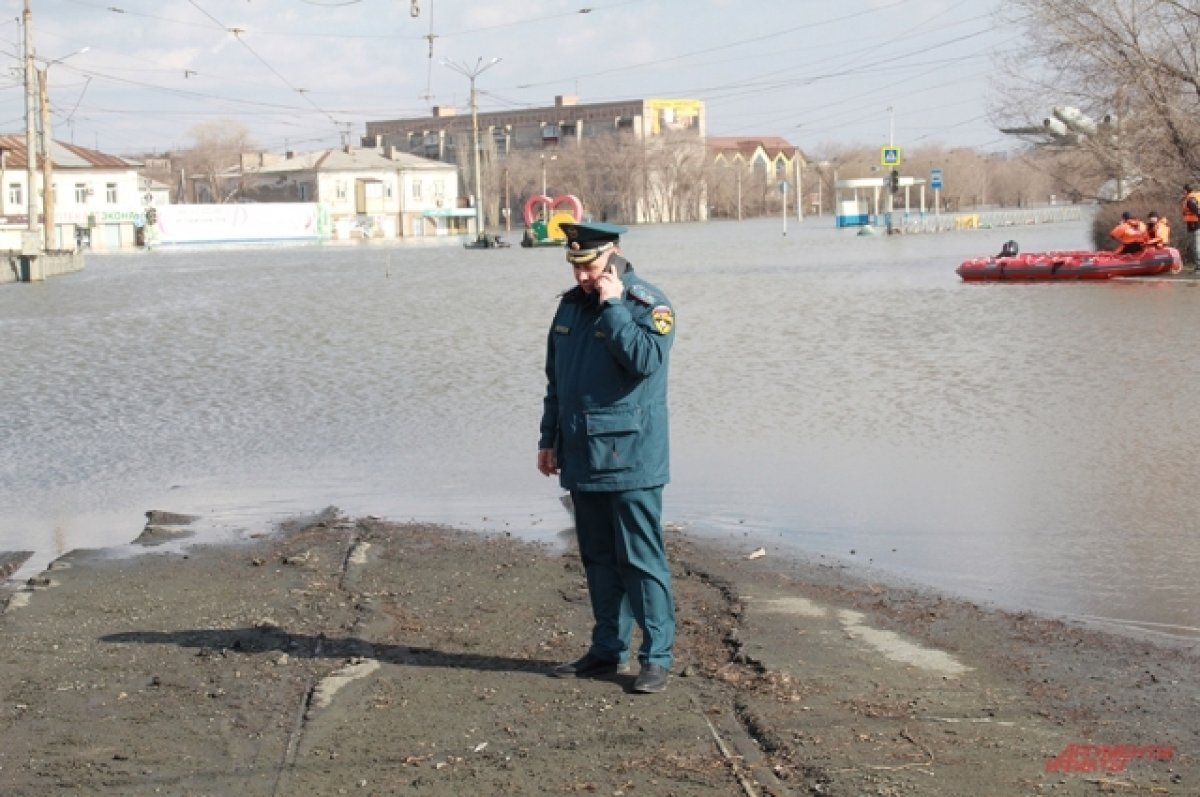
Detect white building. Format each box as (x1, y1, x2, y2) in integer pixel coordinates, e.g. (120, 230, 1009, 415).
(0, 135, 147, 251)
(204, 146, 468, 239)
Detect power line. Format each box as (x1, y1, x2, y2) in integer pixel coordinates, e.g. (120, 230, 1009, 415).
(31, 0, 1007, 154)
(185, 0, 344, 137)
(506, 0, 918, 92)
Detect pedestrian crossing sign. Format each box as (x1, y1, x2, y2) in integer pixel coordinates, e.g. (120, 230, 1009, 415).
(881, 146, 902, 167)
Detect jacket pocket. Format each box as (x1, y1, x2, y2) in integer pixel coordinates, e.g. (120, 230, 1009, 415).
(585, 409, 642, 474)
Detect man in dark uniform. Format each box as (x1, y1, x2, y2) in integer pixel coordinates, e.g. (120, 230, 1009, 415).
(537, 221, 676, 694)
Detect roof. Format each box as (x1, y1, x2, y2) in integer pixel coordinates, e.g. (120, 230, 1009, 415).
(139, 175, 173, 191)
(239, 147, 452, 176)
(707, 136, 799, 160)
(366, 97, 655, 132)
(0, 134, 135, 169)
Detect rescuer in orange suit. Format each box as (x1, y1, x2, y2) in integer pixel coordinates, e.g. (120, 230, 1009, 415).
(1146, 210, 1171, 248)
(1110, 210, 1149, 254)
(1181, 184, 1200, 267)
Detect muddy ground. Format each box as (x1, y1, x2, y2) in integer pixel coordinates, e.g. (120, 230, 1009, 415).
(0, 510, 1195, 796)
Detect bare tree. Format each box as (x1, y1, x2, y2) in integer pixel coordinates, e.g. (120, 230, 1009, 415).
(640, 132, 707, 223)
(704, 160, 739, 218)
(180, 121, 253, 203)
(797, 142, 1073, 213)
(502, 136, 645, 225)
(573, 136, 648, 223)
(473, 127, 710, 228)
(994, 0, 1200, 195)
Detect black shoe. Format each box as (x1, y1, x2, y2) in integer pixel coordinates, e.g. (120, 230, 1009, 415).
(633, 663, 669, 694)
(552, 652, 630, 679)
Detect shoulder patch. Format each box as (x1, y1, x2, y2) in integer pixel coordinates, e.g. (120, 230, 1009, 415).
(651, 305, 674, 335)
(626, 283, 656, 306)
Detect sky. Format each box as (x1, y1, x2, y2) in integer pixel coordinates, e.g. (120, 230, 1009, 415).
(1, 0, 1018, 158)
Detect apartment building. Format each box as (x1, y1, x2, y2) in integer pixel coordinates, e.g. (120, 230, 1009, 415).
(363, 96, 707, 224)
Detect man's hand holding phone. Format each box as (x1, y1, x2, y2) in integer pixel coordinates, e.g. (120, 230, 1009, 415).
(595, 257, 623, 303)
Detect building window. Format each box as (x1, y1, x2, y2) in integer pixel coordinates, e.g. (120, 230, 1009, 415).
(75, 183, 89, 203)
(513, 126, 542, 146)
(8, 183, 21, 206)
(336, 181, 347, 200)
(412, 180, 422, 199)
(299, 183, 310, 201)
(491, 128, 509, 160)
(433, 179, 444, 199)
(106, 183, 118, 204)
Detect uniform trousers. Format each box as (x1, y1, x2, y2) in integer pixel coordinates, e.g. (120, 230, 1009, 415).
(571, 487, 675, 669)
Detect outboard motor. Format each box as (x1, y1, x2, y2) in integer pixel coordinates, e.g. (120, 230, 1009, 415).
(998, 240, 1019, 257)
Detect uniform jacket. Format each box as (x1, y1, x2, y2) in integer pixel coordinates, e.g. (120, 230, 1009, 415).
(539, 257, 674, 492)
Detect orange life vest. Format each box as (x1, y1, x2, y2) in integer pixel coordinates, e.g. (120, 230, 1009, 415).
(1110, 219, 1148, 253)
(1148, 218, 1171, 247)
(1181, 191, 1200, 225)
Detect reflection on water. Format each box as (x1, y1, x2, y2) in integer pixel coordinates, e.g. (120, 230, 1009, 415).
(3, 217, 1199, 640)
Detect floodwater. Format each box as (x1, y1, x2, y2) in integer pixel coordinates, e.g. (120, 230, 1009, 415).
(3, 215, 1199, 641)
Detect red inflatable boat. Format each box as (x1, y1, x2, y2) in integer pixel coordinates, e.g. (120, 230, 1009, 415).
(957, 246, 1182, 282)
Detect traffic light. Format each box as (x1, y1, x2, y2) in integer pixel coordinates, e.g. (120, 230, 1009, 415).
(145, 206, 157, 226)
(889, 169, 900, 192)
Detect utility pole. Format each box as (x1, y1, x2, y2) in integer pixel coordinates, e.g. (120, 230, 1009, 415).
(795, 155, 803, 222)
(503, 166, 510, 232)
(34, 46, 90, 254)
(781, 179, 788, 236)
(38, 67, 54, 252)
(736, 168, 742, 221)
(23, 0, 40, 248)
(442, 56, 501, 239)
(886, 106, 895, 235)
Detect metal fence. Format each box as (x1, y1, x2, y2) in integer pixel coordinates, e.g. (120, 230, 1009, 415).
(888, 206, 1086, 235)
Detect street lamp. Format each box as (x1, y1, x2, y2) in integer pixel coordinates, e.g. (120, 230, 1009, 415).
(36, 46, 90, 252)
(442, 56, 501, 239)
(541, 153, 557, 197)
(804, 160, 831, 216)
(44, 45, 90, 67)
